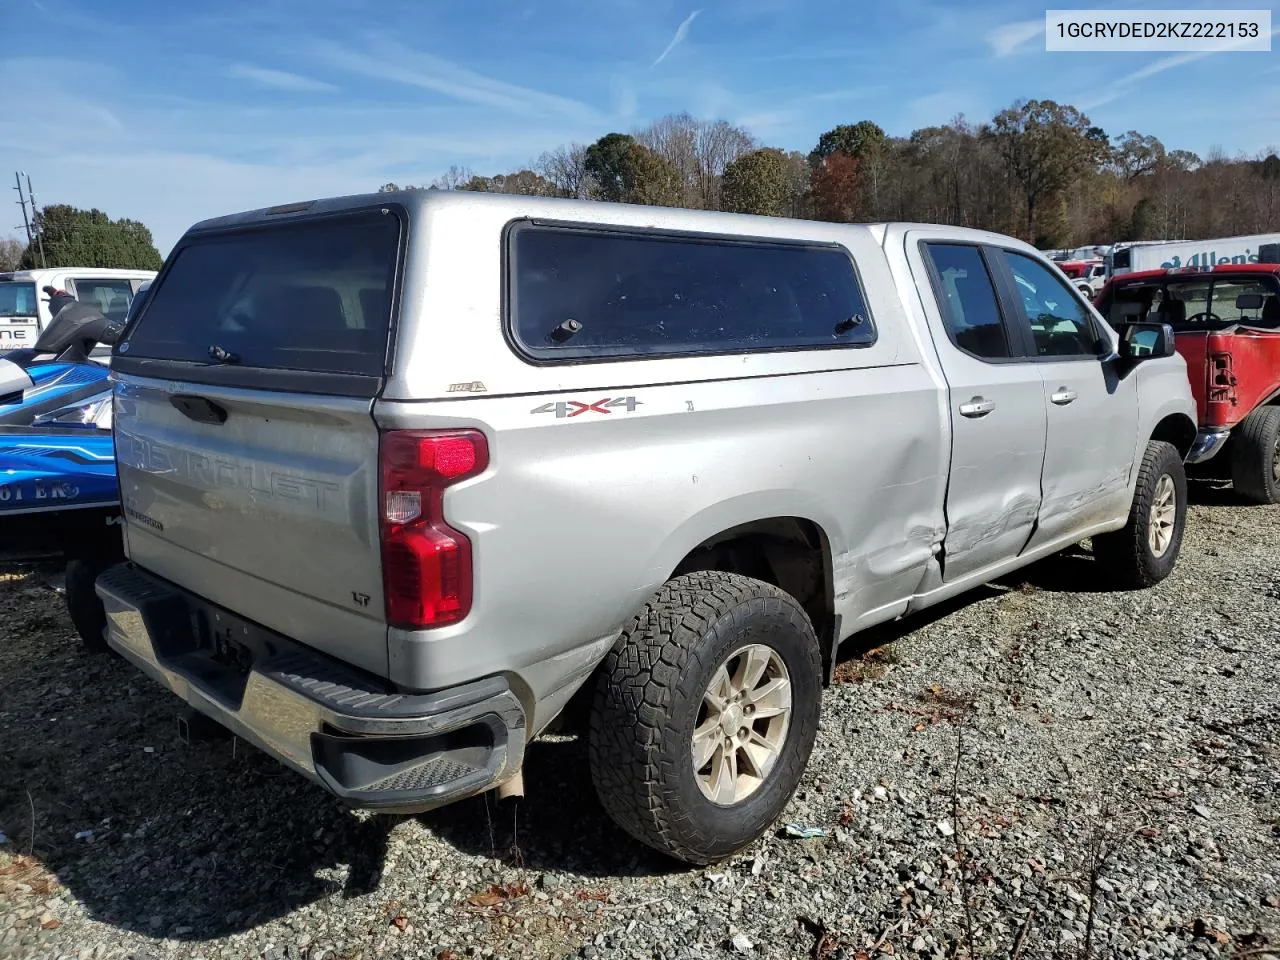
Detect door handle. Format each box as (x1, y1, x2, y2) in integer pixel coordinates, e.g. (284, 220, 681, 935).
(1050, 388, 1078, 406)
(170, 394, 228, 424)
(958, 396, 995, 418)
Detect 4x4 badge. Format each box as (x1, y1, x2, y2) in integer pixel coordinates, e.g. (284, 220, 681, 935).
(531, 397, 642, 419)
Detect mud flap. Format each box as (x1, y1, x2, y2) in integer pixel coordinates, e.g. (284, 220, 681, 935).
(822, 613, 844, 687)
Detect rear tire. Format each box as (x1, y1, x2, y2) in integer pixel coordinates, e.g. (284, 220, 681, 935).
(65, 558, 111, 653)
(1093, 440, 1186, 589)
(1229, 406, 1280, 504)
(588, 571, 822, 865)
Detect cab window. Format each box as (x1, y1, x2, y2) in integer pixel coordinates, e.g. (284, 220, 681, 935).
(1110, 277, 1280, 331)
(73, 279, 135, 324)
(922, 243, 1013, 360)
(1211, 279, 1280, 328)
(1001, 251, 1101, 357)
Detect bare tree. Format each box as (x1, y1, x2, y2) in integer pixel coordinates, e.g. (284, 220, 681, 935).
(0, 238, 23, 272)
(636, 112, 755, 209)
(536, 144, 594, 199)
(782, 151, 812, 219)
(693, 119, 756, 209)
(431, 165, 476, 191)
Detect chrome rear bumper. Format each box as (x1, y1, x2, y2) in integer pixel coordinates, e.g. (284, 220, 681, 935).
(1186, 427, 1230, 464)
(95, 563, 526, 813)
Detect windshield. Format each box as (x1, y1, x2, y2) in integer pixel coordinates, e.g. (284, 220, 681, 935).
(1102, 276, 1280, 331)
(0, 283, 38, 318)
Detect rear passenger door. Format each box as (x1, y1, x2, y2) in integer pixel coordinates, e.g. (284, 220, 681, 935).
(908, 238, 1047, 582)
(992, 250, 1138, 548)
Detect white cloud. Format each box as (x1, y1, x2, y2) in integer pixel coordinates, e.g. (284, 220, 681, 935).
(611, 76, 639, 122)
(227, 63, 338, 93)
(313, 37, 603, 122)
(1077, 28, 1280, 110)
(0, 56, 604, 254)
(1119, 32, 1277, 87)
(653, 9, 701, 67)
(986, 19, 1042, 57)
(904, 90, 986, 130)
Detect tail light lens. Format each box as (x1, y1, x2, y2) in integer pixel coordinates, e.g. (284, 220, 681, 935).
(1208, 352, 1237, 405)
(379, 429, 488, 629)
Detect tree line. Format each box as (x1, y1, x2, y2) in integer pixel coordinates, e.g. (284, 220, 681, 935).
(380, 99, 1280, 250)
(2, 205, 164, 272)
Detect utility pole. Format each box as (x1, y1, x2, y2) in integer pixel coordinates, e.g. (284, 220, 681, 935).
(13, 171, 47, 268)
(23, 173, 47, 269)
(14, 171, 33, 248)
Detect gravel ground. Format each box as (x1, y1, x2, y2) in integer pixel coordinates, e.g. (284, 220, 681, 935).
(2, 481, 1278, 960)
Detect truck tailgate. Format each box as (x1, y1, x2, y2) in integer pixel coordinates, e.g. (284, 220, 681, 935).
(114, 381, 387, 674)
(108, 207, 401, 676)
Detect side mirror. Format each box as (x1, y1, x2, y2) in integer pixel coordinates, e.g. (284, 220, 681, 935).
(1119, 321, 1176, 361)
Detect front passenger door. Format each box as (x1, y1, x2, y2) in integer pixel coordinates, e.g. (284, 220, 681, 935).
(994, 250, 1139, 549)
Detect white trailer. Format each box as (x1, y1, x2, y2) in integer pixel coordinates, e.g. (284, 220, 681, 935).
(0, 268, 155, 356)
(1106, 233, 1280, 277)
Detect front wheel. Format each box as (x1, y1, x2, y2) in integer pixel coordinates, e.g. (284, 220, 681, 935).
(1092, 440, 1186, 589)
(588, 571, 822, 865)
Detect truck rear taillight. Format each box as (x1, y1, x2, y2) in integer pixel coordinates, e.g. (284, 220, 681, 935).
(379, 429, 488, 630)
(1207, 352, 1237, 406)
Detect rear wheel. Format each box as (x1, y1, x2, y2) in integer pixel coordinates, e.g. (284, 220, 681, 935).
(63, 519, 123, 654)
(588, 571, 822, 865)
(1093, 440, 1186, 589)
(1229, 406, 1280, 504)
(65, 557, 110, 653)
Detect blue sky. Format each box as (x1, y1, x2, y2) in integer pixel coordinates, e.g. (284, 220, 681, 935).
(4, 0, 1278, 254)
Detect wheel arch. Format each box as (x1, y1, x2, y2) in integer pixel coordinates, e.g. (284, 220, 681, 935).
(558, 504, 841, 735)
(1150, 411, 1197, 461)
(666, 516, 835, 653)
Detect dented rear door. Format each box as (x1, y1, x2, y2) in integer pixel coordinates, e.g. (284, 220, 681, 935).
(906, 234, 1047, 582)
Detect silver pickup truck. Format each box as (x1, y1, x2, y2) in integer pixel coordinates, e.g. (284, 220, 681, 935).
(94, 191, 1196, 865)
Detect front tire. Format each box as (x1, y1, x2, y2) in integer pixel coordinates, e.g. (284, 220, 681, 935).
(1229, 406, 1280, 504)
(588, 571, 822, 865)
(1093, 440, 1186, 588)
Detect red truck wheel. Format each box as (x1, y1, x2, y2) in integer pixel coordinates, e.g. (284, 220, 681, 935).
(1230, 406, 1280, 504)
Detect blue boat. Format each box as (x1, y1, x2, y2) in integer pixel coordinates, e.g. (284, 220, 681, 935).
(0, 296, 123, 527)
(0, 290, 140, 646)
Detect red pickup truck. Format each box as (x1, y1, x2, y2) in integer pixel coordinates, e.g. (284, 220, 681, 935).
(1095, 263, 1280, 502)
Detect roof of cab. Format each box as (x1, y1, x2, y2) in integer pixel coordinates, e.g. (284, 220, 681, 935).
(1, 268, 155, 281)
(183, 188, 875, 237)
(1098, 262, 1280, 292)
(179, 189, 1042, 255)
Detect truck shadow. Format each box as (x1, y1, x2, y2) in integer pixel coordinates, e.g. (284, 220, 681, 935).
(421, 738, 680, 880)
(1185, 477, 1258, 507)
(1, 638, 401, 943)
(994, 546, 1120, 594)
(0, 569, 674, 947)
